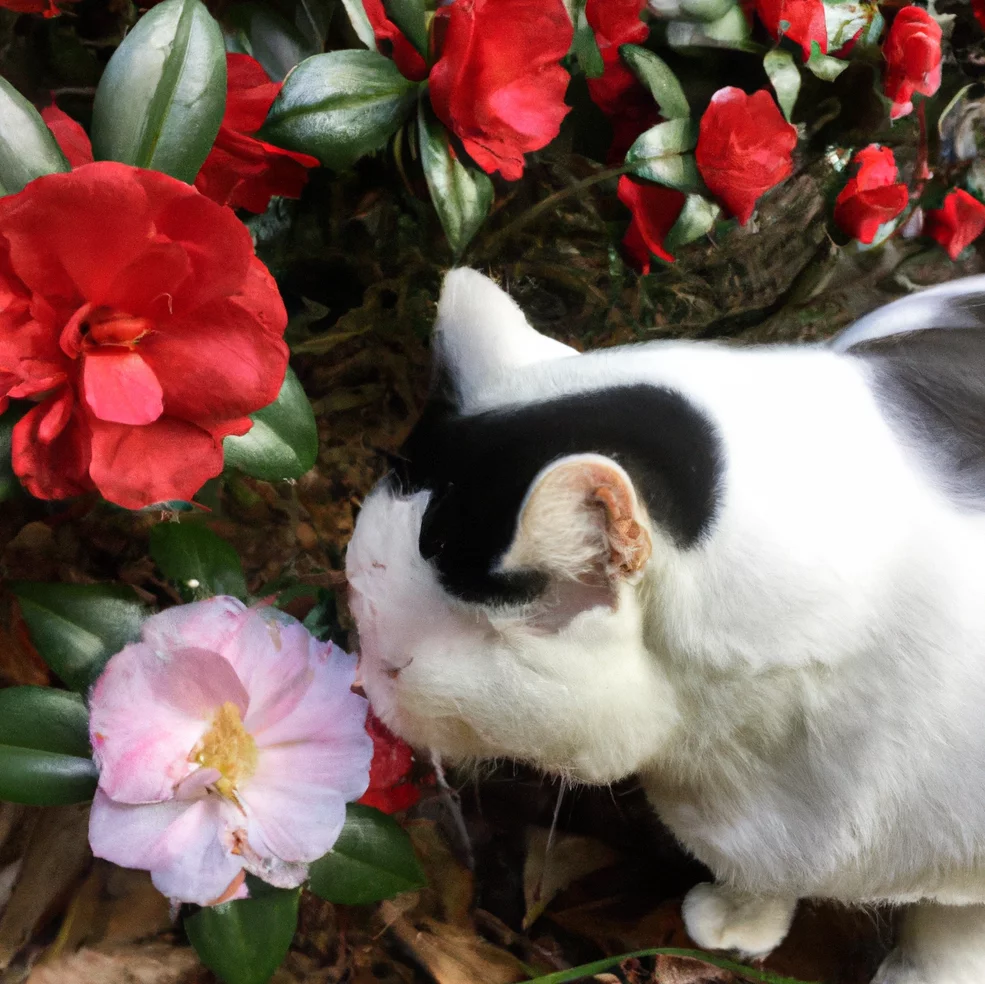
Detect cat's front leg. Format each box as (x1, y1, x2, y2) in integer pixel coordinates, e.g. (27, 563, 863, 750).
(873, 903, 985, 984)
(681, 882, 797, 958)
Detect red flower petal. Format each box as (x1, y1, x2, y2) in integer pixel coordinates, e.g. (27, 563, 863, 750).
(883, 6, 942, 120)
(83, 349, 164, 426)
(429, 0, 573, 181)
(695, 87, 797, 225)
(41, 105, 93, 168)
(88, 416, 225, 508)
(833, 145, 909, 244)
(12, 389, 93, 500)
(617, 175, 685, 273)
(358, 713, 420, 814)
(754, 0, 827, 60)
(363, 0, 429, 81)
(924, 188, 985, 260)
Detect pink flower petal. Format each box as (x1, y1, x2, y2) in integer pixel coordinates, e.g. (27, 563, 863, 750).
(89, 790, 244, 906)
(90, 643, 249, 804)
(141, 596, 248, 655)
(83, 349, 164, 425)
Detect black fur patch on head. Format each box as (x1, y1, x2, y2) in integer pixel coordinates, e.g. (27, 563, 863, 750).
(390, 385, 722, 605)
(851, 328, 985, 507)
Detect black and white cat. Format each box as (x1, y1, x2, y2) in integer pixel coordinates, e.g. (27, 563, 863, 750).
(346, 268, 985, 984)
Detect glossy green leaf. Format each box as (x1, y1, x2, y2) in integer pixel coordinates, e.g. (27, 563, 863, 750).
(0, 75, 69, 195)
(340, 0, 378, 50)
(308, 804, 426, 904)
(224, 2, 310, 80)
(626, 119, 703, 192)
(570, 0, 604, 77)
(261, 50, 419, 171)
(680, 0, 735, 21)
(91, 0, 226, 183)
(665, 194, 720, 251)
(418, 96, 493, 258)
(667, 6, 756, 50)
(806, 41, 849, 81)
(0, 687, 91, 758)
(620, 45, 689, 119)
(295, 0, 335, 54)
(12, 582, 148, 693)
(383, 0, 427, 58)
(223, 366, 318, 481)
(764, 48, 801, 122)
(522, 947, 816, 984)
(149, 523, 248, 600)
(0, 745, 97, 806)
(185, 887, 300, 984)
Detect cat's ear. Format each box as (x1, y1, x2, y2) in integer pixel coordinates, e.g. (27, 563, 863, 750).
(433, 268, 577, 406)
(499, 454, 652, 586)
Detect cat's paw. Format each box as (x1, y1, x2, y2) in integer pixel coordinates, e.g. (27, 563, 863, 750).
(681, 882, 796, 958)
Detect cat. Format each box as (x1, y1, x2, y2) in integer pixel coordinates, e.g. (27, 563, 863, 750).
(346, 268, 985, 984)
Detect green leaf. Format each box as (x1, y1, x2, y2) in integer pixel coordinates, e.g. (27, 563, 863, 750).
(667, 6, 757, 50)
(664, 194, 720, 251)
(805, 41, 849, 81)
(0, 687, 91, 758)
(149, 523, 248, 600)
(522, 948, 816, 984)
(0, 745, 97, 806)
(764, 48, 801, 122)
(620, 45, 689, 119)
(567, 0, 604, 78)
(185, 887, 300, 984)
(261, 50, 419, 171)
(295, 0, 334, 54)
(383, 0, 427, 58)
(625, 119, 703, 192)
(0, 75, 70, 195)
(679, 0, 735, 22)
(417, 95, 493, 258)
(224, 1, 311, 80)
(340, 0, 378, 50)
(308, 803, 426, 904)
(12, 582, 148, 693)
(91, 0, 227, 183)
(223, 366, 318, 481)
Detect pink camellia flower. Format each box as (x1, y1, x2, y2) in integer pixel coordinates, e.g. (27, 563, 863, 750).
(88, 597, 372, 906)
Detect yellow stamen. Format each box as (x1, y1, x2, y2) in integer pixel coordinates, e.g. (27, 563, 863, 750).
(193, 702, 257, 801)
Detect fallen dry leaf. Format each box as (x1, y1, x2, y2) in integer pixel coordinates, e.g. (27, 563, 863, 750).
(25, 943, 198, 984)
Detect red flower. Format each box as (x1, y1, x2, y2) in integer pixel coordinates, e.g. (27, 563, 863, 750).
(618, 175, 685, 273)
(585, 0, 660, 162)
(0, 0, 75, 16)
(753, 0, 827, 60)
(40, 106, 94, 169)
(833, 145, 909, 244)
(363, 0, 429, 81)
(974, 0, 985, 32)
(883, 6, 942, 120)
(695, 87, 797, 225)
(358, 713, 420, 814)
(0, 162, 289, 508)
(194, 54, 319, 214)
(429, 0, 574, 181)
(924, 189, 985, 260)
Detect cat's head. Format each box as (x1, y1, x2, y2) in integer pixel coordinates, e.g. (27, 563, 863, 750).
(346, 270, 718, 783)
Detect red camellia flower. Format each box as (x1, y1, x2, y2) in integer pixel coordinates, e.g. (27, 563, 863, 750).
(883, 6, 942, 120)
(0, 0, 75, 16)
(0, 162, 289, 508)
(363, 0, 429, 81)
(833, 145, 909, 244)
(754, 0, 827, 60)
(585, 0, 660, 162)
(923, 189, 985, 260)
(695, 87, 797, 225)
(194, 54, 320, 214)
(617, 175, 685, 273)
(358, 713, 421, 814)
(40, 106, 94, 169)
(429, 0, 574, 181)
(974, 0, 985, 32)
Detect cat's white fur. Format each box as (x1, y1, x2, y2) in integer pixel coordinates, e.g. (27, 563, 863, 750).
(347, 270, 985, 982)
